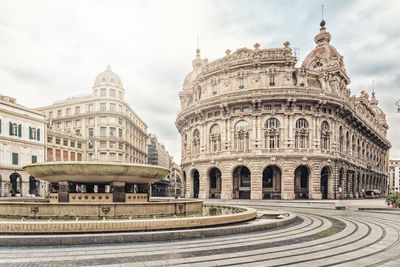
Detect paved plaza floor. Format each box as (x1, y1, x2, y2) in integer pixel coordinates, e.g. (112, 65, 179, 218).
(0, 199, 399, 266)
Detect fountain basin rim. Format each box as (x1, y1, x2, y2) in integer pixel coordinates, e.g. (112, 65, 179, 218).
(23, 161, 169, 184)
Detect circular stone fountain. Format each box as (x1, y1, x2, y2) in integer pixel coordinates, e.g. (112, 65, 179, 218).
(0, 162, 260, 235)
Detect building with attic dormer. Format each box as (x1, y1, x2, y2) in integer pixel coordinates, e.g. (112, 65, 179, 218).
(37, 65, 148, 165)
(176, 20, 391, 200)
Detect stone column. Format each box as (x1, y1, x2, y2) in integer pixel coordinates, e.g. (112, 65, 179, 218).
(199, 169, 208, 199)
(251, 167, 262, 200)
(221, 170, 232, 200)
(281, 167, 295, 199)
(310, 167, 322, 200)
(111, 181, 126, 202)
(58, 180, 69, 202)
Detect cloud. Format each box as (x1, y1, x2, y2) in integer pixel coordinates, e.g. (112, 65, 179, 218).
(0, 0, 399, 162)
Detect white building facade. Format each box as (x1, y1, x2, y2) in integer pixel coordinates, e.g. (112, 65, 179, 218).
(0, 95, 46, 197)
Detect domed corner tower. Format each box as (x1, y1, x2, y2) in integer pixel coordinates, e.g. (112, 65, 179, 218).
(301, 20, 351, 98)
(92, 65, 125, 101)
(176, 21, 391, 201)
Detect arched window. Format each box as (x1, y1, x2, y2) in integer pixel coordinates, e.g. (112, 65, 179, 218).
(234, 120, 249, 151)
(313, 61, 323, 71)
(296, 118, 309, 129)
(265, 118, 280, 129)
(209, 124, 221, 152)
(295, 119, 309, 149)
(346, 131, 350, 154)
(192, 129, 200, 155)
(320, 121, 330, 150)
(264, 118, 280, 149)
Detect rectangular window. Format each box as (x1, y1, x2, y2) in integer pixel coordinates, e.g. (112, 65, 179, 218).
(110, 127, 116, 137)
(110, 153, 116, 162)
(100, 127, 107, 137)
(212, 84, 217, 94)
(88, 104, 94, 112)
(243, 107, 250, 112)
(110, 103, 116, 111)
(239, 78, 244, 89)
(88, 117, 94, 124)
(56, 138, 61, 145)
(208, 113, 213, 118)
(75, 129, 81, 136)
(77, 153, 82, 161)
(264, 105, 272, 110)
(88, 153, 94, 161)
(110, 141, 116, 148)
(63, 150, 68, 160)
(70, 152, 75, 161)
(215, 111, 220, 116)
(110, 89, 116, 97)
(57, 110, 62, 117)
(70, 141, 75, 147)
(234, 108, 241, 114)
(118, 143, 123, 149)
(270, 75, 275, 86)
(100, 142, 107, 148)
(100, 116, 107, 123)
(12, 153, 18, 165)
(66, 121, 71, 127)
(100, 103, 107, 111)
(273, 104, 282, 111)
(75, 119, 80, 126)
(118, 128, 123, 138)
(66, 108, 70, 115)
(75, 106, 80, 114)
(32, 155, 37, 163)
(47, 137, 52, 143)
(118, 91, 123, 99)
(100, 88, 106, 96)
(305, 105, 311, 111)
(109, 117, 116, 123)
(63, 140, 68, 146)
(57, 122, 61, 129)
(49, 112, 53, 118)
(118, 118, 123, 125)
(89, 128, 94, 137)
(77, 143, 82, 149)
(100, 153, 107, 161)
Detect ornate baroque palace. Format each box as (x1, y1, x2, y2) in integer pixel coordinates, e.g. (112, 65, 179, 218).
(176, 21, 391, 200)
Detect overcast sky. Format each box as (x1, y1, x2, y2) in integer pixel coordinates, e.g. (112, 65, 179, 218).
(0, 0, 399, 162)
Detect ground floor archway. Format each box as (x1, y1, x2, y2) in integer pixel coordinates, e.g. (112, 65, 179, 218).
(294, 165, 309, 199)
(321, 167, 329, 199)
(9, 173, 22, 196)
(233, 166, 251, 199)
(262, 165, 281, 199)
(208, 168, 221, 199)
(192, 170, 199, 198)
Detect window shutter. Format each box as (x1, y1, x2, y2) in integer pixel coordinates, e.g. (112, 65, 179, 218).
(18, 124, 22, 137)
(37, 128, 40, 141)
(9, 122, 13, 135)
(29, 127, 32, 139)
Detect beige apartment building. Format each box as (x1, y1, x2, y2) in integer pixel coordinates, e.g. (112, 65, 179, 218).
(37, 66, 148, 164)
(389, 160, 400, 194)
(176, 20, 391, 200)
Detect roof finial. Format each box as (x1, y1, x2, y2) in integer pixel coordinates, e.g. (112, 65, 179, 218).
(106, 65, 111, 71)
(372, 80, 375, 96)
(320, 4, 326, 29)
(196, 35, 200, 56)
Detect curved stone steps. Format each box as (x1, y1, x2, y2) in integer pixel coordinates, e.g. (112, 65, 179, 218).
(0, 209, 399, 266)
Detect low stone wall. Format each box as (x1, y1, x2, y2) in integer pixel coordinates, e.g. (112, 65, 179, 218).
(0, 206, 257, 234)
(0, 200, 203, 218)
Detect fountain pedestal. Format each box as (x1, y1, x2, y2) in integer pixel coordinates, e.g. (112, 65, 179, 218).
(58, 181, 69, 203)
